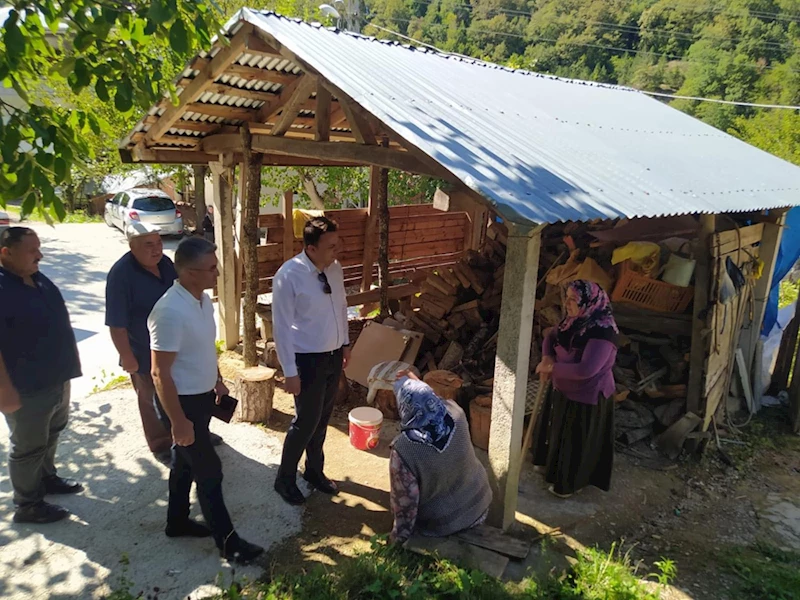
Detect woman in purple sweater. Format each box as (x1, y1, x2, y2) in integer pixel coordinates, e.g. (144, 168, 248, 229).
(534, 280, 618, 498)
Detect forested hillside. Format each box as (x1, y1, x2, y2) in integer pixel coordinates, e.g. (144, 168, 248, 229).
(364, 0, 800, 165)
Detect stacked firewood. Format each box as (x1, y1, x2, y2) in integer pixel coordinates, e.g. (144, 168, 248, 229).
(394, 221, 509, 383)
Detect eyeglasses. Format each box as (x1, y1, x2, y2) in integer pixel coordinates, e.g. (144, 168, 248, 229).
(318, 272, 332, 294)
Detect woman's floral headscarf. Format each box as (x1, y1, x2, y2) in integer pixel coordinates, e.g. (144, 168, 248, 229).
(556, 280, 619, 349)
(393, 377, 455, 452)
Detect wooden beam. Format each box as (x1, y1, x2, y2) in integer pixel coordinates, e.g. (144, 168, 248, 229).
(270, 75, 317, 136)
(185, 102, 259, 120)
(256, 71, 310, 124)
(283, 190, 294, 262)
(488, 224, 543, 531)
(145, 25, 252, 144)
(315, 82, 331, 142)
(376, 139, 391, 317)
(360, 166, 381, 294)
(179, 79, 280, 104)
(687, 214, 715, 418)
(244, 33, 283, 58)
(347, 282, 419, 307)
(201, 133, 454, 178)
(211, 162, 239, 349)
(339, 97, 377, 145)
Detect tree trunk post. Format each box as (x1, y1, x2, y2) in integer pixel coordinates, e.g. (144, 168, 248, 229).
(377, 139, 390, 318)
(193, 165, 207, 233)
(241, 125, 263, 367)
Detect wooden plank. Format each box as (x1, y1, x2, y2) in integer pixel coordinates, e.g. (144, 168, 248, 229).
(185, 103, 258, 120)
(735, 348, 755, 415)
(427, 273, 457, 296)
(687, 215, 715, 417)
(360, 166, 381, 294)
(455, 262, 485, 294)
(438, 267, 460, 288)
(282, 191, 294, 262)
(257, 213, 282, 228)
(712, 223, 764, 257)
(145, 25, 251, 143)
(403, 535, 510, 578)
(656, 412, 702, 460)
(270, 75, 317, 136)
(346, 283, 419, 307)
(613, 304, 692, 337)
(202, 133, 453, 179)
(315, 82, 331, 142)
(339, 98, 377, 145)
(452, 299, 480, 314)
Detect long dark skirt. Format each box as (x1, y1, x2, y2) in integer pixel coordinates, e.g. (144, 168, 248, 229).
(532, 388, 614, 495)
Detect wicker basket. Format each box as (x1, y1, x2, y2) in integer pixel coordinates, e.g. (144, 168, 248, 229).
(611, 260, 693, 313)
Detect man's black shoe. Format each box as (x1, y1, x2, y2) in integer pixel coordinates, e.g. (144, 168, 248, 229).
(222, 537, 265, 565)
(303, 473, 339, 495)
(13, 501, 69, 524)
(165, 519, 212, 538)
(210, 432, 223, 447)
(44, 476, 83, 495)
(274, 479, 305, 505)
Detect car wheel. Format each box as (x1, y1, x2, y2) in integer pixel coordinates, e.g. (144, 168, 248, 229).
(104, 211, 114, 227)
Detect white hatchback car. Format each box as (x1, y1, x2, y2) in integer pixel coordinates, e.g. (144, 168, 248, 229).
(104, 188, 184, 238)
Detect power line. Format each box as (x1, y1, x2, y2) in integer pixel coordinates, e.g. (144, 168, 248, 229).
(364, 22, 800, 110)
(369, 16, 800, 73)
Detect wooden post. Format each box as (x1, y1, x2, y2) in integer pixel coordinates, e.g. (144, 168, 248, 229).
(376, 140, 391, 318)
(360, 166, 381, 292)
(687, 214, 716, 418)
(487, 223, 542, 531)
(241, 125, 263, 367)
(193, 165, 207, 233)
(210, 161, 238, 349)
(742, 211, 786, 372)
(283, 190, 294, 262)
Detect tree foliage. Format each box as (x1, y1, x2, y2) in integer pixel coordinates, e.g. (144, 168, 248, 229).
(0, 0, 222, 218)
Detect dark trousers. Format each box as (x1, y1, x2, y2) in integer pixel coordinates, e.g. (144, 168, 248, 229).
(4, 382, 70, 507)
(278, 348, 344, 483)
(155, 392, 236, 549)
(131, 373, 172, 454)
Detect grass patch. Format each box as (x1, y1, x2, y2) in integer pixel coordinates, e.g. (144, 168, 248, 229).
(719, 541, 800, 600)
(779, 279, 800, 309)
(91, 371, 129, 394)
(195, 538, 675, 600)
(721, 409, 800, 467)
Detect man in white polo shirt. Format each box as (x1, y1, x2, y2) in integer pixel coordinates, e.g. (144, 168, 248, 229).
(272, 216, 350, 506)
(148, 237, 263, 565)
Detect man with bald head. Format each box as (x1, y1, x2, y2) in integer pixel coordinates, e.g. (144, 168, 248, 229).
(105, 223, 221, 463)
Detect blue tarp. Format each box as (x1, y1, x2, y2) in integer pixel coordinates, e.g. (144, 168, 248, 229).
(763, 207, 800, 335)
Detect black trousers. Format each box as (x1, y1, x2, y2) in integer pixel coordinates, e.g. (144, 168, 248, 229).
(277, 348, 344, 483)
(155, 392, 236, 550)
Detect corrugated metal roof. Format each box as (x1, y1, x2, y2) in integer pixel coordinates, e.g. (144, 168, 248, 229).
(228, 8, 800, 225)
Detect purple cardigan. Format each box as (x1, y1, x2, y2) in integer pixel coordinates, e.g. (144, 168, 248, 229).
(543, 330, 617, 405)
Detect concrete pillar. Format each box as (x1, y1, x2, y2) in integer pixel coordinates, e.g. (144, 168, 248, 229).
(487, 223, 542, 531)
(210, 161, 238, 349)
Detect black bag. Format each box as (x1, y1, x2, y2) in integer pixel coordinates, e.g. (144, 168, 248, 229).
(211, 394, 238, 423)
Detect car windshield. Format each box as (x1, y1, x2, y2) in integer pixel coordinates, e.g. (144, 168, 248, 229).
(132, 196, 174, 212)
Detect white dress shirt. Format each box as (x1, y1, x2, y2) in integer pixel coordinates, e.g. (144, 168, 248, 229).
(271, 251, 349, 378)
(148, 282, 218, 395)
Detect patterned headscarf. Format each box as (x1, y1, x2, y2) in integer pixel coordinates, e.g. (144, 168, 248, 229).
(393, 377, 456, 453)
(557, 280, 619, 350)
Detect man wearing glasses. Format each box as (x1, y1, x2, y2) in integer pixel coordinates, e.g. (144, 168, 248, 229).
(271, 216, 350, 506)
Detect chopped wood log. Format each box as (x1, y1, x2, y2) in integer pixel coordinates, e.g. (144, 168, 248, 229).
(481, 295, 503, 312)
(439, 341, 464, 371)
(427, 273, 457, 296)
(494, 264, 506, 281)
(439, 267, 461, 288)
(452, 299, 480, 314)
(410, 315, 441, 344)
(464, 307, 484, 329)
(447, 312, 467, 329)
(420, 300, 448, 320)
(233, 366, 276, 423)
(455, 262, 485, 294)
(420, 292, 457, 313)
(464, 324, 491, 358)
(424, 370, 463, 400)
(420, 280, 452, 300)
(452, 264, 471, 288)
(263, 341, 281, 370)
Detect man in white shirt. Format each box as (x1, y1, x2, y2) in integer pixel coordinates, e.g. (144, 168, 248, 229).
(272, 217, 351, 506)
(149, 237, 263, 565)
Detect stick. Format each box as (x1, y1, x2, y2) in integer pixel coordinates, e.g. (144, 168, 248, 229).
(521, 380, 550, 463)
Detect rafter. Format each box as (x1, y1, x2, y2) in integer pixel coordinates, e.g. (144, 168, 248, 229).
(338, 97, 377, 145)
(255, 71, 309, 124)
(315, 82, 331, 142)
(145, 24, 252, 144)
(222, 64, 299, 86)
(270, 75, 317, 136)
(184, 103, 259, 120)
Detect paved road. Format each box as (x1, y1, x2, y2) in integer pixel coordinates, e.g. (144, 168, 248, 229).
(0, 223, 301, 599)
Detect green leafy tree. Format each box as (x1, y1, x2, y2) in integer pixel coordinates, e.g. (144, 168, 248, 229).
(0, 0, 223, 219)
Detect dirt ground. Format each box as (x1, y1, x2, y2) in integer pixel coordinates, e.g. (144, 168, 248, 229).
(220, 352, 800, 599)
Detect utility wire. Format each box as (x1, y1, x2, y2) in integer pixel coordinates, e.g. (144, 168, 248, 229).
(364, 22, 800, 110)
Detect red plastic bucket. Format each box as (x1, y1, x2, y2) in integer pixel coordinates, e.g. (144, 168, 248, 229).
(348, 407, 383, 450)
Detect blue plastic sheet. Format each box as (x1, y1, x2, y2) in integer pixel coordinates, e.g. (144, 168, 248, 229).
(763, 207, 800, 335)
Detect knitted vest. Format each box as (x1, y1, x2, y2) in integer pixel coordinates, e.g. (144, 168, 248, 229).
(392, 402, 492, 537)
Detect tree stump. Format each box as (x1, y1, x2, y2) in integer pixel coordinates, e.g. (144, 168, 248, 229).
(375, 389, 400, 420)
(233, 366, 276, 423)
(469, 395, 492, 450)
(263, 341, 281, 370)
(423, 370, 463, 401)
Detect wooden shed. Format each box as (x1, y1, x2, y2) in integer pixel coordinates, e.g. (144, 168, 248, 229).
(121, 9, 800, 531)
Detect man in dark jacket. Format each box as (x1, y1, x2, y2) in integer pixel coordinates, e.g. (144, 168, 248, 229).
(0, 227, 83, 524)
